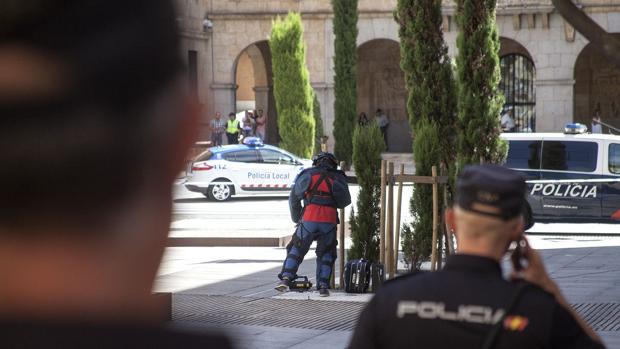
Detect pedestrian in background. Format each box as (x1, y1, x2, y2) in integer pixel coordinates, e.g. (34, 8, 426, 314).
(348, 165, 604, 349)
(226, 112, 241, 144)
(0, 0, 233, 347)
(592, 110, 603, 134)
(358, 112, 369, 127)
(242, 110, 255, 138)
(250, 109, 258, 135)
(375, 108, 389, 148)
(209, 111, 225, 146)
(501, 106, 516, 132)
(255, 108, 267, 141)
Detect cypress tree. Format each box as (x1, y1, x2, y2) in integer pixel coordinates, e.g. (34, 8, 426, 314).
(312, 91, 325, 156)
(269, 12, 315, 158)
(395, 0, 456, 268)
(455, 0, 506, 166)
(348, 124, 385, 261)
(332, 0, 358, 165)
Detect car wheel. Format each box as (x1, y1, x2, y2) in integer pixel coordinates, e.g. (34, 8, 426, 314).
(208, 183, 232, 201)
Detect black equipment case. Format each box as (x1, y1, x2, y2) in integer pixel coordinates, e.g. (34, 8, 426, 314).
(344, 259, 385, 293)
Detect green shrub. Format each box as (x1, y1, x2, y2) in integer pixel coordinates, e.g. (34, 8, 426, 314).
(395, 0, 456, 269)
(455, 0, 506, 167)
(269, 12, 315, 158)
(312, 91, 325, 156)
(332, 0, 358, 164)
(406, 119, 440, 266)
(348, 123, 385, 261)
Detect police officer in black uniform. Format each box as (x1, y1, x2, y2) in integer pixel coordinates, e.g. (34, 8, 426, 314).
(0, 1, 232, 347)
(348, 165, 605, 349)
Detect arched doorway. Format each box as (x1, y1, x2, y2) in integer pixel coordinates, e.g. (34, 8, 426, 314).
(357, 39, 411, 152)
(499, 38, 536, 132)
(574, 36, 620, 131)
(234, 41, 277, 144)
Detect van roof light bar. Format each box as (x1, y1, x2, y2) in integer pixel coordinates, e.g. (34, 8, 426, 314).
(564, 123, 588, 134)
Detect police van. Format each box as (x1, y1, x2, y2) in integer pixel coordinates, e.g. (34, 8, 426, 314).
(184, 137, 313, 201)
(502, 123, 620, 223)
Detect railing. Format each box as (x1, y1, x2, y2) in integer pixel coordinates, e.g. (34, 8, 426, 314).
(335, 161, 450, 289)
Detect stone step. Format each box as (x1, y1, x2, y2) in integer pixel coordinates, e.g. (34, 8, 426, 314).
(348, 152, 416, 174)
(381, 152, 415, 173)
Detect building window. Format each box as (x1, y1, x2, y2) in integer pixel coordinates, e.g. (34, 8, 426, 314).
(188, 50, 198, 97)
(500, 54, 536, 132)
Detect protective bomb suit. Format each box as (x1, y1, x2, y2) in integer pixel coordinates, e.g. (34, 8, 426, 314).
(277, 153, 351, 294)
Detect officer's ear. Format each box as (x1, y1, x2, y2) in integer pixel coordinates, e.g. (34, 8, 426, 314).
(445, 207, 457, 237)
(509, 216, 525, 241)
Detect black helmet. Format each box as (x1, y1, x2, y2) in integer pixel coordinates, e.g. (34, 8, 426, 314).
(313, 152, 338, 169)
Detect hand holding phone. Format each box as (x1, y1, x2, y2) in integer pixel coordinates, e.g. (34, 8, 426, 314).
(510, 238, 557, 293)
(511, 239, 527, 272)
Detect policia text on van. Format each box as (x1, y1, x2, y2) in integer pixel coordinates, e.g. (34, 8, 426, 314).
(502, 123, 620, 223)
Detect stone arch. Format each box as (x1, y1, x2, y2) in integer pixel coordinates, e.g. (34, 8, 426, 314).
(357, 38, 411, 152)
(356, 16, 400, 47)
(499, 37, 533, 61)
(499, 37, 536, 132)
(233, 41, 277, 143)
(574, 36, 620, 131)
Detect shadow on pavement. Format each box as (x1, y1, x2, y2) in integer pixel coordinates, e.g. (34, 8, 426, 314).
(159, 251, 355, 349)
(159, 245, 620, 349)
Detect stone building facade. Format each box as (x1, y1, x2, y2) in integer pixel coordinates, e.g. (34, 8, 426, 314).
(175, 0, 620, 152)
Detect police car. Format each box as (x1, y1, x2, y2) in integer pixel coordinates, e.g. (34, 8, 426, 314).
(502, 123, 620, 223)
(184, 137, 313, 201)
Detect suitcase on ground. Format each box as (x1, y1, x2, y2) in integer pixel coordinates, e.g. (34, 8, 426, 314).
(344, 259, 371, 293)
(368, 262, 385, 293)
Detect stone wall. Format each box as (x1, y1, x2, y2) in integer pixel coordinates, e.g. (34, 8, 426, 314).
(178, 0, 620, 146)
(575, 37, 620, 129)
(357, 39, 410, 152)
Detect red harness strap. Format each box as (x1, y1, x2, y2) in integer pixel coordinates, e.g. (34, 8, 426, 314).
(303, 173, 337, 223)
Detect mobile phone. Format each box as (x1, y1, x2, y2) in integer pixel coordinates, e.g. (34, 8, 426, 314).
(511, 239, 527, 271)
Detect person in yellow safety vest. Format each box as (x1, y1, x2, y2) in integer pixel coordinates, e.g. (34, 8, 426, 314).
(226, 112, 242, 145)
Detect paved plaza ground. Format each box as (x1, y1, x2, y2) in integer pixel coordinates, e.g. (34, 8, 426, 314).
(161, 182, 620, 348)
(155, 234, 620, 349)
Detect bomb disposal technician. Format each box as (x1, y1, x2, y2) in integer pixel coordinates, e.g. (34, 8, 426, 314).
(348, 165, 604, 349)
(276, 153, 351, 297)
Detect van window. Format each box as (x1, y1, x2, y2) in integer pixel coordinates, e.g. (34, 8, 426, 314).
(505, 141, 541, 169)
(609, 144, 620, 174)
(541, 141, 597, 172)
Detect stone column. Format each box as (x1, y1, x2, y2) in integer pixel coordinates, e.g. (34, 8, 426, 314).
(312, 83, 334, 152)
(206, 83, 236, 140)
(535, 79, 575, 132)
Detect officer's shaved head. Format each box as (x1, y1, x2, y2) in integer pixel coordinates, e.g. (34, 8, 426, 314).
(453, 206, 522, 243)
(448, 165, 528, 258)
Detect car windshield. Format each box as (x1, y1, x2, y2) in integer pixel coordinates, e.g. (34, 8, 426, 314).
(194, 150, 213, 162)
(273, 148, 301, 162)
(260, 149, 297, 165)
